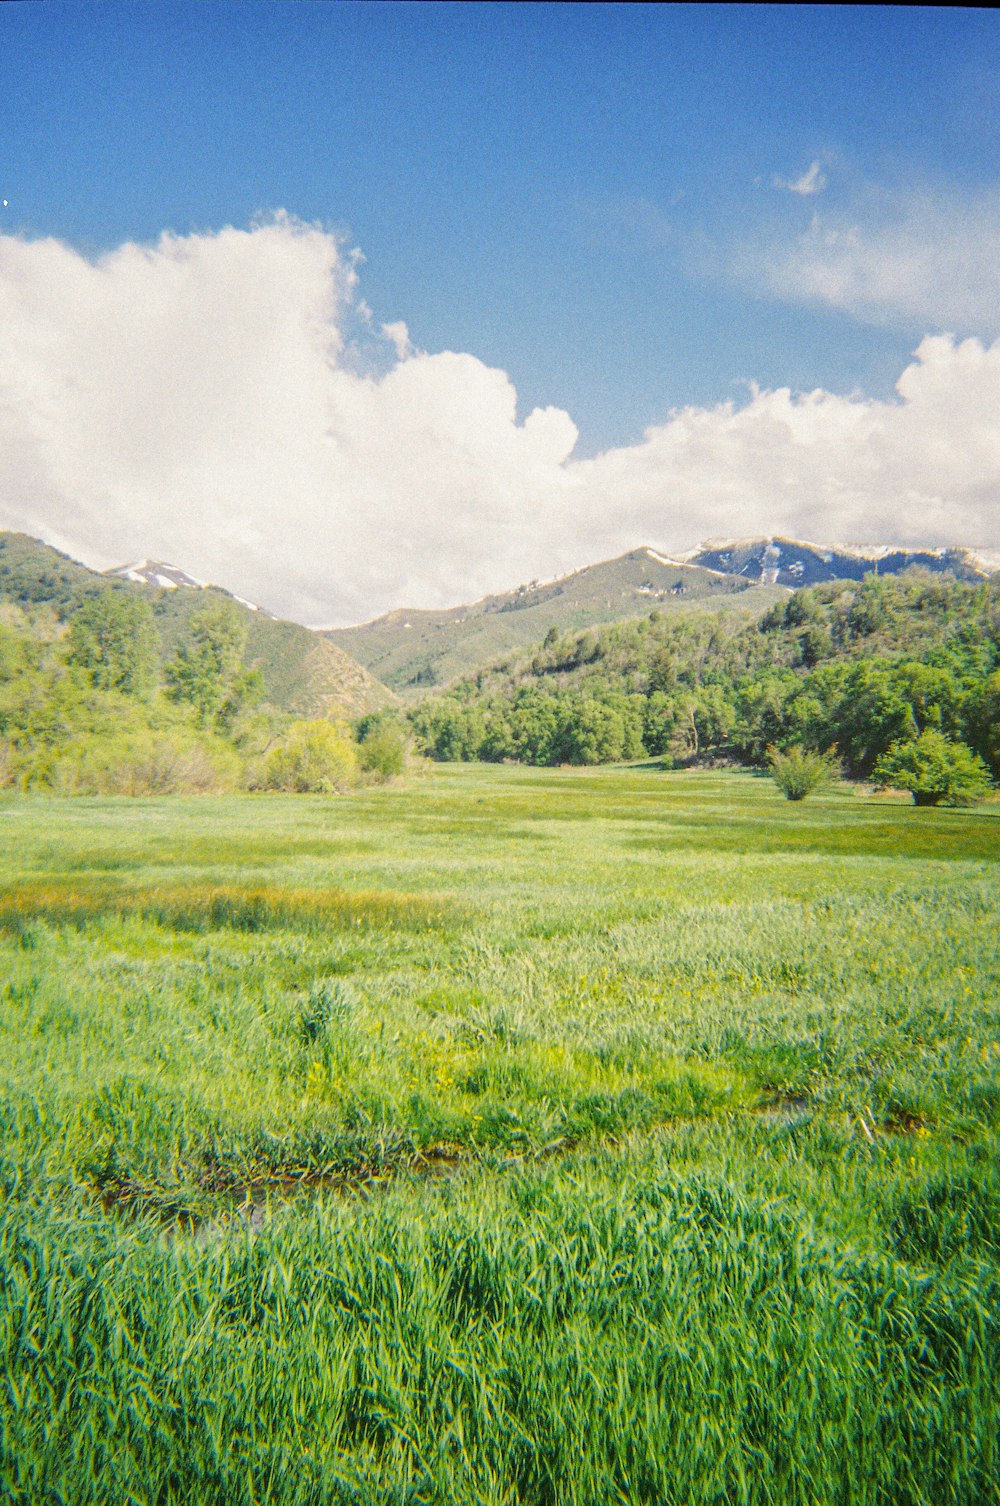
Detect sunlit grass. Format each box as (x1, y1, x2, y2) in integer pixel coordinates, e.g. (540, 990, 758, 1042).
(1, 765, 998, 1502)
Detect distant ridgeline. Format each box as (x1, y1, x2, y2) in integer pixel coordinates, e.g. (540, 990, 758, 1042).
(687, 537, 997, 588)
(0, 532, 396, 795)
(323, 547, 783, 694)
(407, 570, 1000, 783)
(0, 532, 393, 719)
(325, 538, 998, 696)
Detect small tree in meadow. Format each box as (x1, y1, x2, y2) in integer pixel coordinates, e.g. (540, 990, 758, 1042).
(768, 744, 837, 801)
(873, 729, 991, 807)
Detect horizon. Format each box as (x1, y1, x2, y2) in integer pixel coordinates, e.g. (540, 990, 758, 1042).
(1, 4, 999, 624)
(8, 526, 998, 634)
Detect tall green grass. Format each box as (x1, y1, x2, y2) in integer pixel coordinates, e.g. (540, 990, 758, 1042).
(1, 765, 998, 1502)
(3, 1137, 999, 1505)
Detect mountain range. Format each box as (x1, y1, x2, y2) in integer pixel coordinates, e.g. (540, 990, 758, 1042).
(684, 537, 1000, 588)
(324, 537, 1000, 694)
(3, 530, 996, 707)
(323, 548, 781, 692)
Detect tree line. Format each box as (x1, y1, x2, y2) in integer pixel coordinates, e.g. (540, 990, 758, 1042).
(408, 573, 999, 797)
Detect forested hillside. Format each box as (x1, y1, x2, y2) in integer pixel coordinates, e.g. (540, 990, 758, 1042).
(0, 533, 394, 720)
(409, 572, 1000, 781)
(326, 548, 781, 693)
(0, 541, 403, 794)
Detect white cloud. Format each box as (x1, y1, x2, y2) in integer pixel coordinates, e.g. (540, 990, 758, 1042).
(380, 320, 414, 360)
(773, 160, 826, 196)
(740, 187, 1000, 333)
(568, 333, 1000, 559)
(0, 217, 998, 626)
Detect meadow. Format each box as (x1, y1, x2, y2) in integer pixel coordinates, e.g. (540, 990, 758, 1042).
(1, 764, 999, 1504)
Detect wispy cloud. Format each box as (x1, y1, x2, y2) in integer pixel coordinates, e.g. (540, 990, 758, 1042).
(773, 160, 827, 196)
(737, 184, 1000, 334)
(381, 320, 414, 360)
(0, 217, 997, 625)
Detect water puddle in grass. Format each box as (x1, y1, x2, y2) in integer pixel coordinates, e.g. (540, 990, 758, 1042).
(93, 1141, 496, 1243)
(91, 1133, 595, 1242)
(91, 1104, 917, 1244)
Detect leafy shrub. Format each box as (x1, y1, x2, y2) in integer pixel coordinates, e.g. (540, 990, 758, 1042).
(767, 745, 837, 801)
(50, 730, 241, 795)
(873, 729, 992, 806)
(357, 725, 408, 779)
(263, 719, 359, 793)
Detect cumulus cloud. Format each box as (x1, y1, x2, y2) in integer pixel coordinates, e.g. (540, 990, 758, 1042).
(0, 216, 998, 625)
(773, 160, 826, 196)
(739, 187, 1000, 333)
(568, 333, 1000, 559)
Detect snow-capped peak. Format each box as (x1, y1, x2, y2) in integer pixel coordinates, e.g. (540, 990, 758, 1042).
(105, 559, 206, 590)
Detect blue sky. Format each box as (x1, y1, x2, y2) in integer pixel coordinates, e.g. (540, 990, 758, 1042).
(2, 3, 999, 621)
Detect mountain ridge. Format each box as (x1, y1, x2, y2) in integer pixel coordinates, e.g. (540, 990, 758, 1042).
(5, 528, 997, 705)
(0, 532, 395, 719)
(324, 548, 782, 693)
(325, 537, 999, 694)
(685, 536, 999, 587)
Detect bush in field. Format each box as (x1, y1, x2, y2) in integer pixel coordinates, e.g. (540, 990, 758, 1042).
(51, 730, 241, 795)
(357, 724, 408, 780)
(768, 744, 837, 801)
(263, 719, 359, 793)
(873, 729, 992, 807)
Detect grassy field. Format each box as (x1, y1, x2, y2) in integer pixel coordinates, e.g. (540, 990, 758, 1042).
(2, 765, 999, 1504)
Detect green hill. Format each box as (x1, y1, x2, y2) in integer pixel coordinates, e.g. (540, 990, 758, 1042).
(325, 547, 785, 694)
(408, 570, 1000, 778)
(0, 533, 395, 719)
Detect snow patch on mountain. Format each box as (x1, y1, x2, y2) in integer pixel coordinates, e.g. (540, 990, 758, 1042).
(683, 536, 998, 589)
(104, 558, 275, 616)
(106, 559, 206, 590)
(643, 546, 732, 580)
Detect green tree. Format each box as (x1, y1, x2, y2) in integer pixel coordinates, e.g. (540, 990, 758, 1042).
(825, 661, 919, 776)
(692, 684, 735, 755)
(873, 730, 992, 807)
(963, 669, 1000, 778)
(66, 593, 159, 699)
(731, 671, 799, 763)
(554, 696, 629, 765)
(166, 599, 261, 731)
